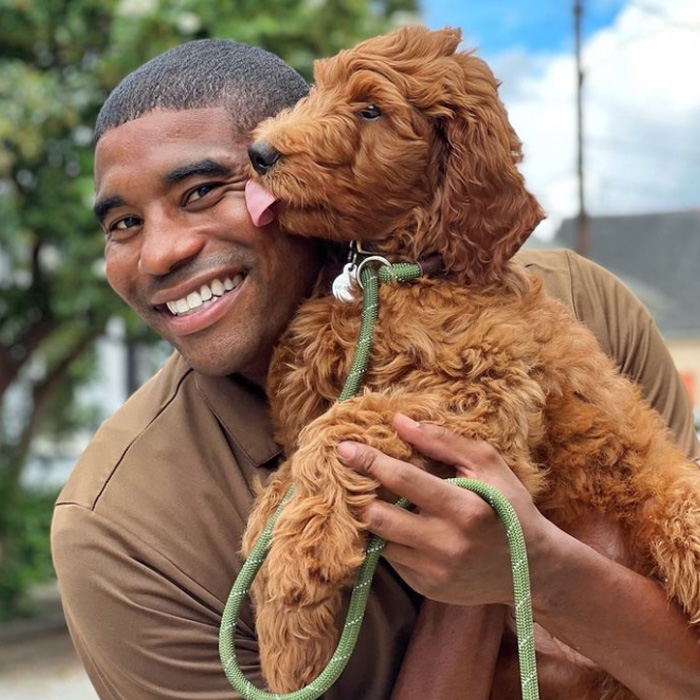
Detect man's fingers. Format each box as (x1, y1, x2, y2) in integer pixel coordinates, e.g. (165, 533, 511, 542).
(363, 500, 424, 546)
(392, 413, 500, 474)
(338, 440, 480, 515)
(364, 502, 448, 590)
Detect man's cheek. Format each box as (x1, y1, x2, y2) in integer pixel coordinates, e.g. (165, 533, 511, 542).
(105, 253, 137, 301)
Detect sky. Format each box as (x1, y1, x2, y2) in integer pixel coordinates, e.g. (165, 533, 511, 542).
(421, 0, 700, 238)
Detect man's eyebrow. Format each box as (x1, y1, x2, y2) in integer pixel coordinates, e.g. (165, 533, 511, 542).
(94, 195, 126, 226)
(164, 159, 234, 185)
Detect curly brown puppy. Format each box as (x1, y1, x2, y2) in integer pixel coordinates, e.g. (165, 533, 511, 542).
(241, 26, 700, 697)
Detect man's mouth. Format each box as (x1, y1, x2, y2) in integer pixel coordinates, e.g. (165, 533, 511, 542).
(162, 273, 245, 317)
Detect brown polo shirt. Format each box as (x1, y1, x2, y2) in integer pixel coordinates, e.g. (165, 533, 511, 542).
(52, 249, 699, 700)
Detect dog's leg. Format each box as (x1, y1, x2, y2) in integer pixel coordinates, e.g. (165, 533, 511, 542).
(241, 465, 295, 661)
(242, 466, 293, 559)
(256, 381, 555, 693)
(638, 450, 700, 627)
(256, 391, 456, 692)
(540, 384, 700, 628)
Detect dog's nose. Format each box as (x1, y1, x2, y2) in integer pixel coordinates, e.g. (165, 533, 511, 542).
(248, 142, 282, 175)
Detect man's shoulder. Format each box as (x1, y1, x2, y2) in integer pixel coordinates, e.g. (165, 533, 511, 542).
(515, 248, 577, 308)
(515, 247, 628, 320)
(56, 352, 195, 510)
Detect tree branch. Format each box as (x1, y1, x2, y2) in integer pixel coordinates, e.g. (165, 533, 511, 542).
(1, 327, 102, 510)
(0, 315, 55, 400)
(0, 235, 55, 399)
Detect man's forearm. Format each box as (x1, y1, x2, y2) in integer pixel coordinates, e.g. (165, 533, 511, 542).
(391, 603, 506, 700)
(533, 524, 700, 700)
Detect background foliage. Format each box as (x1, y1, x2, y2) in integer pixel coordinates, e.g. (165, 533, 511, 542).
(0, 0, 418, 620)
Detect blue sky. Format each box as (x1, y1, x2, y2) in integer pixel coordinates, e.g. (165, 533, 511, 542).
(414, 0, 700, 227)
(423, 0, 627, 57)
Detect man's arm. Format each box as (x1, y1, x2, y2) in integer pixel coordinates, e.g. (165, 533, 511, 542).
(389, 252, 699, 699)
(390, 602, 506, 700)
(52, 504, 263, 700)
(562, 250, 699, 461)
(339, 418, 700, 700)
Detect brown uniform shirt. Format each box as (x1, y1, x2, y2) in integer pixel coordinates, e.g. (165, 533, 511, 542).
(52, 250, 700, 700)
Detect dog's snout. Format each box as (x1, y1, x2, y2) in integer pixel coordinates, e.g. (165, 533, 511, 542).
(248, 142, 282, 175)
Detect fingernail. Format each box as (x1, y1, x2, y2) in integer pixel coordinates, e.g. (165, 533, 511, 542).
(338, 442, 357, 460)
(397, 413, 421, 428)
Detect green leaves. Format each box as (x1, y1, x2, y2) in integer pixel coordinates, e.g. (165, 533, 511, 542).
(0, 0, 417, 618)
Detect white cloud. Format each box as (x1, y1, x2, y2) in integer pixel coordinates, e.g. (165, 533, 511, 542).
(492, 0, 700, 235)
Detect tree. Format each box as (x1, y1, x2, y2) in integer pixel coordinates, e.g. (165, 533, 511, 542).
(0, 0, 418, 618)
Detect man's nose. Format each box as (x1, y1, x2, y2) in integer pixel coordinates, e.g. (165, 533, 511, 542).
(137, 217, 204, 277)
(248, 142, 282, 175)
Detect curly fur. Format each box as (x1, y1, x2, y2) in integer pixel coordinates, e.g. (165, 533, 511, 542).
(241, 26, 700, 697)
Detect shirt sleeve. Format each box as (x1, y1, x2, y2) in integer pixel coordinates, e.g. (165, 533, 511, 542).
(52, 503, 264, 700)
(563, 250, 700, 462)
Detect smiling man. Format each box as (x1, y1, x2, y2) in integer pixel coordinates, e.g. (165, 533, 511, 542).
(52, 38, 700, 700)
(94, 108, 319, 384)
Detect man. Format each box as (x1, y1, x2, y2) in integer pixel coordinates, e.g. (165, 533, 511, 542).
(52, 38, 700, 699)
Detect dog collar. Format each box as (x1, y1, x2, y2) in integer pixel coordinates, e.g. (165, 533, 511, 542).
(332, 241, 444, 302)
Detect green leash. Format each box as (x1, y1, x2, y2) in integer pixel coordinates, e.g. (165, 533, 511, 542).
(220, 260, 540, 700)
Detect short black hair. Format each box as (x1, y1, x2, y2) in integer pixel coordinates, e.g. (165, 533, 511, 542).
(95, 39, 309, 141)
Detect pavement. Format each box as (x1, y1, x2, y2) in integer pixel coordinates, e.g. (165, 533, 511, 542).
(0, 583, 98, 700)
(0, 629, 98, 700)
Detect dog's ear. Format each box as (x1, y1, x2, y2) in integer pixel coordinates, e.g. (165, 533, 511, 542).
(421, 49, 544, 285)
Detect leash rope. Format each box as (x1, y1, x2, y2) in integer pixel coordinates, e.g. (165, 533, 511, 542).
(338, 262, 421, 402)
(220, 261, 540, 700)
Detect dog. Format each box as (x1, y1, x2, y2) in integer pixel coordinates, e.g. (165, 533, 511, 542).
(241, 26, 700, 698)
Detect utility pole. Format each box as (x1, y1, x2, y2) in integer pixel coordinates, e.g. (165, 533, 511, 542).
(574, 0, 590, 257)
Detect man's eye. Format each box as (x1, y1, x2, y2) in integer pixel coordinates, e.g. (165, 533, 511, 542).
(185, 184, 217, 205)
(111, 216, 140, 231)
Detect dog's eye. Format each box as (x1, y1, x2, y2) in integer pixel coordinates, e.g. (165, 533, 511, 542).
(359, 104, 382, 120)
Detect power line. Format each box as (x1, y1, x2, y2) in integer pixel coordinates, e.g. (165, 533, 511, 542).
(581, 89, 700, 132)
(584, 1, 700, 69)
(587, 136, 700, 164)
(584, 176, 700, 199)
(630, 1, 700, 31)
(582, 23, 669, 69)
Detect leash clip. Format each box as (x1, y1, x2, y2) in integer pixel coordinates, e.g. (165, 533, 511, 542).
(331, 242, 393, 300)
(356, 255, 391, 288)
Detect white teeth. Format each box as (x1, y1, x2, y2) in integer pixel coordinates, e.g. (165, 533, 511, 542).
(164, 274, 245, 316)
(187, 291, 203, 308)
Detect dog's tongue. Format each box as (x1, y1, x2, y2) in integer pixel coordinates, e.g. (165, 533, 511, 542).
(245, 179, 279, 227)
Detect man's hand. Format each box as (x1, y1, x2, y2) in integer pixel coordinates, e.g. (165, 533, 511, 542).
(337, 413, 555, 607)
(337, 415, 700, 700)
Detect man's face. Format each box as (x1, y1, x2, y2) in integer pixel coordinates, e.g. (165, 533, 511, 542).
(95, 107, 320, 383)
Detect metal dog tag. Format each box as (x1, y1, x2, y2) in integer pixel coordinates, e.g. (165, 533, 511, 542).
(332, 263, 357, 302)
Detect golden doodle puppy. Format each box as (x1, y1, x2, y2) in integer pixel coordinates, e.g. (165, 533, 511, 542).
(242, 26, 700, 696)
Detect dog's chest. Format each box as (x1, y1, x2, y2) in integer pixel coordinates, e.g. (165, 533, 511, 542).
(318, 280, 542, 392)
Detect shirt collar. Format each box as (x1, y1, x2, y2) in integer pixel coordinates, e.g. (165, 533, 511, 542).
(194, 370, 282, 468)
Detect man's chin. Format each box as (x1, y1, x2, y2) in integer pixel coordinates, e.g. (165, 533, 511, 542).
(177, 344, 270, 387)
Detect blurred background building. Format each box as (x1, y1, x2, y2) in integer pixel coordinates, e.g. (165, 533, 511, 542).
(1, 1, 698, 696)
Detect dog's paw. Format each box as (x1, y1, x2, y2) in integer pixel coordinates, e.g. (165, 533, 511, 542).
(258, 594, 341, 693)
(267, 508, 365, 606)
